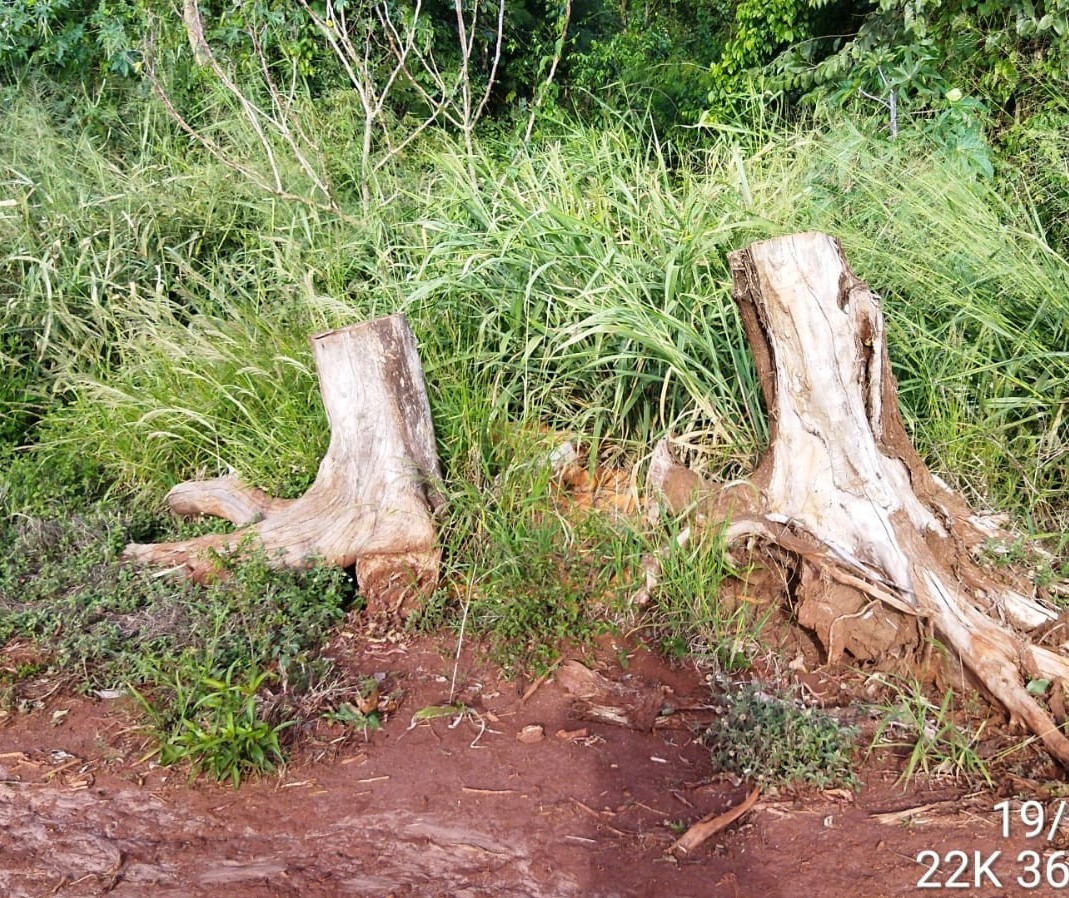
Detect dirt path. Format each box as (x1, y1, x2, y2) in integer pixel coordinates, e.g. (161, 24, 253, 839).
(0, 636, 1048, 897)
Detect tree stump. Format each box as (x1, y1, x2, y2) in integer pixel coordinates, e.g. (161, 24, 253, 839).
(649, 232, 1069, 767)
(123, 313, 444, 617)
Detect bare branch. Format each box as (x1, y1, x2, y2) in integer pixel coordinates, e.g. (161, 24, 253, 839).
(474, 0, 506, 123)
(144, 18, 344, 218)
(182, 0, 285, 194)
(247, 25, 335, 203)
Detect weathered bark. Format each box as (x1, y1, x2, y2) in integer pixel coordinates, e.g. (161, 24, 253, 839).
(649, 232, 1069, 767)
(123, 313, 443, 617)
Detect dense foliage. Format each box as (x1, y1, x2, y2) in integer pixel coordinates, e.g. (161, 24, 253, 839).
(4, 1, 1066, 130)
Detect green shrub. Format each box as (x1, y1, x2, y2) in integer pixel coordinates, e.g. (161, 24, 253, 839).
(140, 664, 290, 787)
(705, 682, 859, 788)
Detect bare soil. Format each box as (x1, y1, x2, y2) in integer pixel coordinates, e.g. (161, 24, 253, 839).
(0, 632, 1059, 898)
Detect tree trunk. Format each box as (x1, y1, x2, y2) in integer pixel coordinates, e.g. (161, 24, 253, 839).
(649, 232, 1069, 767)
(123, 313, 443, 617)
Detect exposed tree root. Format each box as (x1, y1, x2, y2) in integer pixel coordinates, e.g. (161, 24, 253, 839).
(123, 313, 443, 617)
(648, 233, 1069, 768)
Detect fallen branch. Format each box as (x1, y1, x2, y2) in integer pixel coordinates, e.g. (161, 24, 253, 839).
(669, 787, 761, 858)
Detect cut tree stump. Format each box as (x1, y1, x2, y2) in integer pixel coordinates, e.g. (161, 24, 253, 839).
(648, 232, 1069, 768)
(123, 313, 444, 617)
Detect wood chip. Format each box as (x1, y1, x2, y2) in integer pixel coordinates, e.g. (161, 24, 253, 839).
(520, 662, 559, 704)
(870, 800, 955, 825)
(571, 798, 610, 819)
(669, 787, 761, 858)
(1053, 680, 1067, 727)
(554, 661, 607, 699)
(569, 798, 628, 836)
(42, 758, 82, 780)
(516, 724, 545, 744)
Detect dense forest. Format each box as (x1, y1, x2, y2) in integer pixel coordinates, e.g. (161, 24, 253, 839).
(1, 0, 1068, 785)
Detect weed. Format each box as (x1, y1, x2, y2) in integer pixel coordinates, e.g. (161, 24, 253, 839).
(0, 507, 352, 687)
(979, 536, 1032, 568)
(647, 523, 764, 672)
(321, 675, 383, 734)
(1037, 558, 1069, 595)
(0, 504, 354, 779)
(324, 702, 381, 734)
(139, 664, 291, 787)
(431, 433, 640, 676)
(322, 675, 386, 731)
(867, 675, 993, 787)
(704, 681, 859, 789)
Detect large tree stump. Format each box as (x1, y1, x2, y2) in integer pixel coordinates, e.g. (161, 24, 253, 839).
(123, 313, 443, 617)
(649, 232, 1069, 767)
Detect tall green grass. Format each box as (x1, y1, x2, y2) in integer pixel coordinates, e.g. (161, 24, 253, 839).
(2, 89, 1067, 537)
(404, 128, 766, 472)
(738, 125, 1069, 524)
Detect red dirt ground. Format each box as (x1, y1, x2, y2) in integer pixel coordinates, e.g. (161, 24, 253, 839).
(1, 632, 1063, 898)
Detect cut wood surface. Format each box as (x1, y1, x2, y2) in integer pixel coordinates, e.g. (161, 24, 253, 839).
(648, 232, 1069, 767)
(123, 313, 443, 616)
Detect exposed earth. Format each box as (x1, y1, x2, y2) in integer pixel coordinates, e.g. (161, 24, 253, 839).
(1, 631, 1064, 898)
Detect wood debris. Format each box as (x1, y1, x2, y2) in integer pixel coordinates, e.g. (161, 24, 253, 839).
(669, 787, 761, 859)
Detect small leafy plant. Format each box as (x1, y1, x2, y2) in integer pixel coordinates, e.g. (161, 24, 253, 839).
(705, 682, 859, 789)
(143, 664, 291, 787)
(323, 676, 383, 733)
(324, 702, 381, 732)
